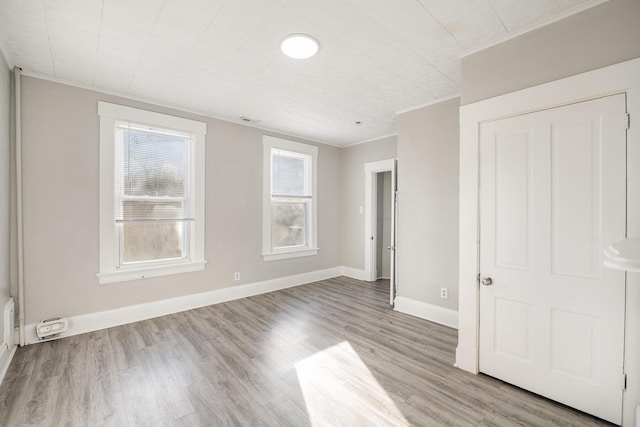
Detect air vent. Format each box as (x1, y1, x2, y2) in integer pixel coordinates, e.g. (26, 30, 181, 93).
(239, 116, 262, 124)
(36, 316, 68, 339)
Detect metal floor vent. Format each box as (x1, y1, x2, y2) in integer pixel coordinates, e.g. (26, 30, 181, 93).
(36, 316, 68, 340)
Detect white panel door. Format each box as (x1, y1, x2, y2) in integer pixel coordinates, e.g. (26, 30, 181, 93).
(479, 94, 627, 424)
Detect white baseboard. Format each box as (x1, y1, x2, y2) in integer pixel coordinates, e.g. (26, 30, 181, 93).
(24, 266, 342, 345)
(341, 266, 366, 281)
(394, 296, 459, 329)
(0, 343, 17, 386)
(455, 344, 479, 374)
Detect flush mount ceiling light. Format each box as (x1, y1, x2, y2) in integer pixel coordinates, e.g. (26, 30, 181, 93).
(281, 34, 319, 59)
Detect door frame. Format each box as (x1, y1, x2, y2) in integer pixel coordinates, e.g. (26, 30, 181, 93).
(364, 159, 397, 303)
(457, 59, 640, 384)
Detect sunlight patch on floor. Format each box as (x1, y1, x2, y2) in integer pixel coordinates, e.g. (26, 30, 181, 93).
(295, 341, 410, 426)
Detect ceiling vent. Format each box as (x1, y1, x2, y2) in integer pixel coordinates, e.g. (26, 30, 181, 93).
(239, 116, 262, 124)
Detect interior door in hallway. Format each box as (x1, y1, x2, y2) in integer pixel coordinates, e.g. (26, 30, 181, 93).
(479, 94, 627, 424)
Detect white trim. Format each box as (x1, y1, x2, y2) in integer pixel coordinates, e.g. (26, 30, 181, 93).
(262, 136, 319, 261)
(459, 0, 609, 58)
(3, 298, 14, 349)
(341, 266, 366, 281)
(98, 102, 207, 134)
(14, 68, 24, 346)
(364, 159, 396, 282)
(343, 133, 398, 148)
(0, 344, 17, 386)
(394, 296, 459, 329)
(18, 71, 345, 148)
(97, 260, 207, 284)
(458, 58, 640, 377)
(24, 267, 342, 345)
(454, 344, 477, 370)
(262, 248, 319, 261)
(263, 135, 319, 156)
(394, 94, 460, 115)
(17, 71, 405, 149)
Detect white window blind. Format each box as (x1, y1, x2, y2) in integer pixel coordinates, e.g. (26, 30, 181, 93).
(114, 121, 194, 265)
(271, 149, 309, 196)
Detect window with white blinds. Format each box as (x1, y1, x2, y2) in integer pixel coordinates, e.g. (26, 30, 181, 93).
(114, 122, 192, 265)
(262, 136, 318, 261)
(98, 102, 206, 284)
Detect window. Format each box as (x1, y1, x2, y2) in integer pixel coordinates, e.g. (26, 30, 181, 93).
(97, 102, 206, 284)
(262, 136, 318, 261)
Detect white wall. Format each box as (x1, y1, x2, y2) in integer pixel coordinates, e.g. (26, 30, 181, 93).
(340, 137, 397, 273)
(396, 98, 459, 312)
(20, 76, 342, 326)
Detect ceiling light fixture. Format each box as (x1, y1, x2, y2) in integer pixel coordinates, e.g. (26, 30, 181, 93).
(281, 34, 319, 59)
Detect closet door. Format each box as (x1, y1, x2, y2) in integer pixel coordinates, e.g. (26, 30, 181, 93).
(479, 94, 627, 424)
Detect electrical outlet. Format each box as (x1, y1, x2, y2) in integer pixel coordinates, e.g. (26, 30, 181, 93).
(234, 272, 240, 281)
(440, 287, 448, 299)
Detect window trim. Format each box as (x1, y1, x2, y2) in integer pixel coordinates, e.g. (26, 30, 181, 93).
(262, 135, 318, 261)
(97, 102, 207, 284)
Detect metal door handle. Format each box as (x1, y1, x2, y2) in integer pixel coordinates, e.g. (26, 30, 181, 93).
(481, 277, 493, 286)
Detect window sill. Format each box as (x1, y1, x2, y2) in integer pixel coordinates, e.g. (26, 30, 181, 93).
(97, 260, 207, 284)
(262, 248, 318, 262)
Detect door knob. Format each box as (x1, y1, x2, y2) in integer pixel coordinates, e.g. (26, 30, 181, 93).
(481, 277, 493, 286)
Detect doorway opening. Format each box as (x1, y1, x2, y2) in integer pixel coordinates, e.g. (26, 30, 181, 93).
(364, 159, 397, 305)
(375, 171, 392, 280)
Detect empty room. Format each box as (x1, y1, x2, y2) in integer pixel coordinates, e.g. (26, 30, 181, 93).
(0, 0, 639, 425)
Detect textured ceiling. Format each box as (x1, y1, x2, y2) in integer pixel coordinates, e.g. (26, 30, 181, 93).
(0, 0, 600, 146)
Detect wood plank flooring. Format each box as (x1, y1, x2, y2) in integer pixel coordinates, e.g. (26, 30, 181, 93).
(0, 277, 613, 426)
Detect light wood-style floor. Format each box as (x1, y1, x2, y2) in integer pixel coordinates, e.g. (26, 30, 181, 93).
(0, 277, 612, 426)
